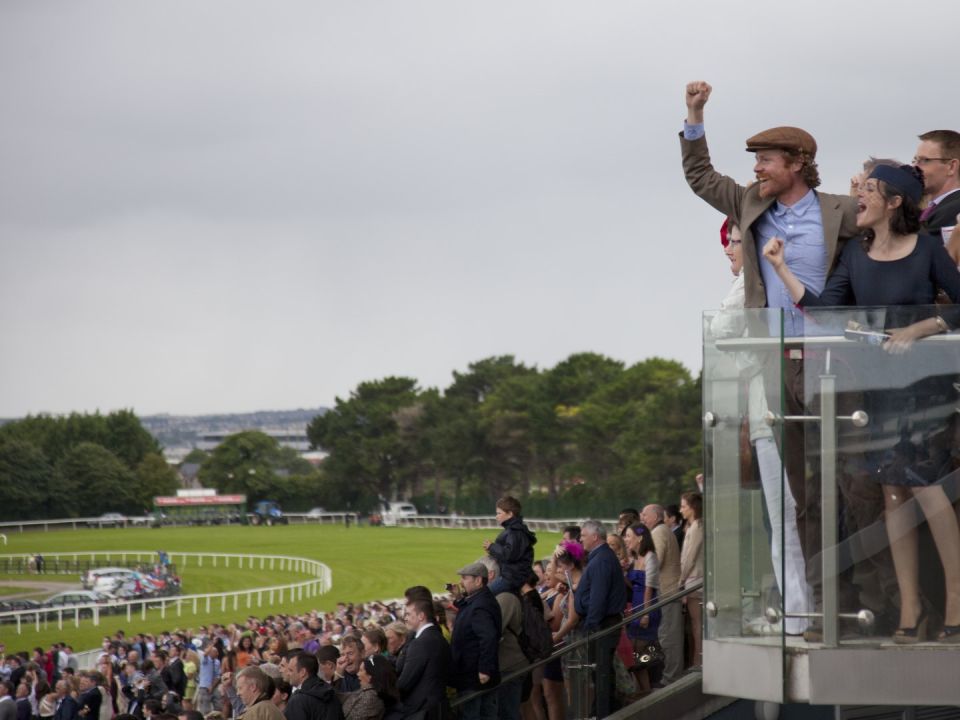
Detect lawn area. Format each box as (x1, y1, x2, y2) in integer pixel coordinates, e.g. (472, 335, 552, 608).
(0, 523, 560, 654)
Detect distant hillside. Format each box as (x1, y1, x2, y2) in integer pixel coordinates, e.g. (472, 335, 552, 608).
(140, 407, 328, 449)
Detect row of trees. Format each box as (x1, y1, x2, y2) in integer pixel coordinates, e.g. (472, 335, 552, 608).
(0, 410, 179, 520)
(305, 353, 702, 516)
(0, 353, 703, 521)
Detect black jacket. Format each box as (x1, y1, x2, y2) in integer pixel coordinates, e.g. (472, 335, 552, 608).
(397, 625, 451, 719)
(921, 189, 960, 234)
(486, 516, 536, 591)
(163, 658, 187, 698)
(450, 587, 501, 692)
(54, 696, 79, 720)
(284, 675, 343, 720)
(78, 688, 102, 720)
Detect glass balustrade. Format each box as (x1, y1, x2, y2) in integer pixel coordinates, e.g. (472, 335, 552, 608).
(701, 305, 960, 705)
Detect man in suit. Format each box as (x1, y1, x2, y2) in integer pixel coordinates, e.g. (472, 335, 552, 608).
(155, 646, 185, 700)
(0, 681, 16, 720)
(915, 130, 960, 235)
(76, 672, 102, 720)
(53, 680, 79, 720)
(915, 130, 960, 265)
(680, 81, 890, 641)
(398, 596, 451, 720)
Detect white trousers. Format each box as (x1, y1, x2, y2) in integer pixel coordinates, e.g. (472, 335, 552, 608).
(755, 436, 814, 635)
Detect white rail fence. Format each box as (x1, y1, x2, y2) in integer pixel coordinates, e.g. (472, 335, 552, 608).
(0, 551, 331, 636)
(0, 513, 360, 533)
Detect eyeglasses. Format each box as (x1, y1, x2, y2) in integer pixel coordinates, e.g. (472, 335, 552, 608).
(913, 156, 954, 165)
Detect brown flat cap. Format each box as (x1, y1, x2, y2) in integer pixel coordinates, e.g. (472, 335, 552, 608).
(745, 126, 817, 157)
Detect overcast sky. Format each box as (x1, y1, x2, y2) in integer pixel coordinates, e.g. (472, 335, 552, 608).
(2, 0, 957, 417)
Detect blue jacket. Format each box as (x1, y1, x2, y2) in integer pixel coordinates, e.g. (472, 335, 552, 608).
(486, 516, 537, 591)
(574, 542, 627, 630)
(450, 586, 502, 692)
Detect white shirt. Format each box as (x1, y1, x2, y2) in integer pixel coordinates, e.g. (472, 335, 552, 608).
(414, 622, 435, 639)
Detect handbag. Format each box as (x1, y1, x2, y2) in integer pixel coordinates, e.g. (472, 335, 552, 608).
(630, 641, 665, 670)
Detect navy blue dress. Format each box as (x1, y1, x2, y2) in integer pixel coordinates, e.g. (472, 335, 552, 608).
(798, 233, 960, 487)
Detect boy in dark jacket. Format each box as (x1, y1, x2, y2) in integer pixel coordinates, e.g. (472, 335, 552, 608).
(482, 496, 537, 595)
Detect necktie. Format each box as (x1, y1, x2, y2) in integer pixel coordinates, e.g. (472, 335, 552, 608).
(920, 200, 938, 223)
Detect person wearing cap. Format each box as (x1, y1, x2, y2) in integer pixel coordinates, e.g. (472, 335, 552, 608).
(681, 80, 865, 638)
(475, 557, 528, 720)
(763, 163, 960, 644)
(449, 562, 501, 720)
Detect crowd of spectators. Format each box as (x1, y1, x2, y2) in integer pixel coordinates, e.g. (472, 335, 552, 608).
(0, 494, 704, 720)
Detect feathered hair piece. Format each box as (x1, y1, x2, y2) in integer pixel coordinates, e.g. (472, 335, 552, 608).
(558, 540, 585, 563)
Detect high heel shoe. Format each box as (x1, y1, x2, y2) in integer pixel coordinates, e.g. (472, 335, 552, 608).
(937, 625, 960, 643)
(892, 608, 928, 644)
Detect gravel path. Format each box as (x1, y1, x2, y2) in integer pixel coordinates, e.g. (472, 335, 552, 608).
(0, 579, 79, 600)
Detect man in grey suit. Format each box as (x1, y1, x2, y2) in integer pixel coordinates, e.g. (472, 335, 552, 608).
(679, 81, 895, 639)
(0, 681, 17, 720)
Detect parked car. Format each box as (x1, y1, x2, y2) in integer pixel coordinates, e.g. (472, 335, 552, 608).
(88, 512, 127, 528)
(0, 599, 42, 623)
(305, 507, 326, 518)
(44, 590, 114, 617)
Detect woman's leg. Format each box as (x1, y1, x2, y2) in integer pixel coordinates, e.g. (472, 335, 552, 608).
(883, 484, 922, 629)
(541, 679, 565, 720)
(687, 593, 703, 666)
(911, 484, 960, 626)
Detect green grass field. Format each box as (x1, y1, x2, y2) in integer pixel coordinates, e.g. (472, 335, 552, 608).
(0, 523, 559, 654)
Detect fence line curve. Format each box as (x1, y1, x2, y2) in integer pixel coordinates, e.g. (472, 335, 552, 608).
(0, 550, 332, 637)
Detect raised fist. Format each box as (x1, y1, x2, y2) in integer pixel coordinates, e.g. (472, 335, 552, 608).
(685, 81, 712, 111)
(762, 237, 786, 269)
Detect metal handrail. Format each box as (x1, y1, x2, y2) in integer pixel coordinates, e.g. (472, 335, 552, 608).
(452, 580, 703, 707)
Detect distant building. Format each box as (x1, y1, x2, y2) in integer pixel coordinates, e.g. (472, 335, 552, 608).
(196, 429, 313, 453)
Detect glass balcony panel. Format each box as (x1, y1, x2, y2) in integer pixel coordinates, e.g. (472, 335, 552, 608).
(702, 308, 787, 700)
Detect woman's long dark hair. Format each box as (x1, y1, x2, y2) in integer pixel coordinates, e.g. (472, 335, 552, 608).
(363, 654, 400, 707)
(628, 524, 656, 558)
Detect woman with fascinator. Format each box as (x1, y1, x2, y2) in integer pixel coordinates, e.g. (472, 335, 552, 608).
(550, 540, 585, 645)
(763, 163, 960, 644)
(550, 540, 586, 709)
